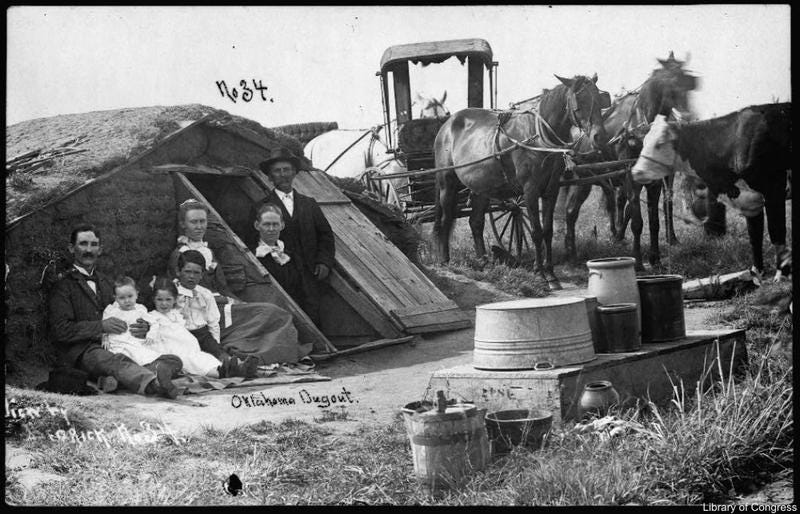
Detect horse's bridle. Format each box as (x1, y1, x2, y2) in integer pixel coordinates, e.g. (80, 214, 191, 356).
(638, 152, 677, 174)
(566, 81, 598, 136)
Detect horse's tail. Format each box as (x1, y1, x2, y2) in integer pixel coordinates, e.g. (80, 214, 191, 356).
(432, 129, 457, 242)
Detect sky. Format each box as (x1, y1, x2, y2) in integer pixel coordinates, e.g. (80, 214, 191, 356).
(6, 5, 791, 130)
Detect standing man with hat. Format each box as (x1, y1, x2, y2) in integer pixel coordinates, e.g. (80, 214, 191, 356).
(249, 148, 335, 327)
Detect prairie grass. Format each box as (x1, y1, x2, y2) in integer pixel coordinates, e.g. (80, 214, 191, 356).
(8, 294, 792, 505)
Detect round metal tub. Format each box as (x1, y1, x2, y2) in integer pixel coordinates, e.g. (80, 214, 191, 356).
(473, 297, 596, 370)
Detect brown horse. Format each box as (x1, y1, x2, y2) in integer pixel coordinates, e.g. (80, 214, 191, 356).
(563, 52, 698, 270)
(433, 74, 610, 290)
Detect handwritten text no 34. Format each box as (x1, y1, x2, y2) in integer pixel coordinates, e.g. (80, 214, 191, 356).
(216, 79, 274, 104)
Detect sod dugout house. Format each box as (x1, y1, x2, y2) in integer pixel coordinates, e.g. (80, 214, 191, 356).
(5, 105, 469, 382)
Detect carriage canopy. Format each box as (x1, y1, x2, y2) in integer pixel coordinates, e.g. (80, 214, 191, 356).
(379, 38, 494, 73)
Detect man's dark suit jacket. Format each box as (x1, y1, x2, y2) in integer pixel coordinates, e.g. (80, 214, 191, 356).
(250, 189, 335, 274)
(48, 268, 115, 366)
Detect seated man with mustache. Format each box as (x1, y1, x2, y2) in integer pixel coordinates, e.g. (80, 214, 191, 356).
(48, 224, 183, 398)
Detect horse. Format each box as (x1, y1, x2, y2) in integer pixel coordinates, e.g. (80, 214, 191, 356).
(433, 74, 610, 290)
(632, 104, 791, 281)
(303, 91, 450, 206)
(563, 52, 698, 270)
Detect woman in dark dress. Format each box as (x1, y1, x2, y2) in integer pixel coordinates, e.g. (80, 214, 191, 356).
(251, 203, 304, 306)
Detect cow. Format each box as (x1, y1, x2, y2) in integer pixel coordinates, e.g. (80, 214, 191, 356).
(632, 103, 791, 280)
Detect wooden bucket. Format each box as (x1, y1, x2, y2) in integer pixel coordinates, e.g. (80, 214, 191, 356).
(402, 400, 489, 493)
(473, 297, 595, 370)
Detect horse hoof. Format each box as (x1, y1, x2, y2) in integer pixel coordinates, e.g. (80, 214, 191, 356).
(533, 273, 549, 289)
(471, 260, 487, 271)
(543, 271, 562, 290)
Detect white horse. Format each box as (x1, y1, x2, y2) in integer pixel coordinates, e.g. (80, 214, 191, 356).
(304, 91, 449, 208)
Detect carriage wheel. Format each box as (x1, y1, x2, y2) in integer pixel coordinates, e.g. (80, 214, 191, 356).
(489, 196, 534, 265)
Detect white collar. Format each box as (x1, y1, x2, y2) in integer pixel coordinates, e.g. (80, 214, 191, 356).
(276, 189, 293, 199)
(177, 236, 208, 247)
(73, 264, 96, 276)
(258, 239, 284, 251)
(174, 280, 196, 297)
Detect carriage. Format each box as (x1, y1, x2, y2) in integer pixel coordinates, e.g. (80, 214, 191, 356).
(367, 38, 634, 263)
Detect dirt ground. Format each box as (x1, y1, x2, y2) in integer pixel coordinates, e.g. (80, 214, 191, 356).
(8, 267, 792, 504)
(63, 267, 732, 436)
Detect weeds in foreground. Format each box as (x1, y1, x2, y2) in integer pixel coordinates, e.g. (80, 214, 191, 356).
(7, 318, 791, 506)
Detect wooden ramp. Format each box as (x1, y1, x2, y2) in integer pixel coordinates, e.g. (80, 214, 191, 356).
(250, 168, 472, 336)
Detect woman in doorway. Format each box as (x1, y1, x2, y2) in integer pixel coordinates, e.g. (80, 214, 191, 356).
(168, 199, 312, 365)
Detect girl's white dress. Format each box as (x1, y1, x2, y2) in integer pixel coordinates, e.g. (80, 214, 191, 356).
(102, 303, 163, 365)
(146, 308, 221, 376)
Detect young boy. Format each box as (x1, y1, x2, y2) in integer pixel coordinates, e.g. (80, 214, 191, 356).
(175, 250, 259, 378)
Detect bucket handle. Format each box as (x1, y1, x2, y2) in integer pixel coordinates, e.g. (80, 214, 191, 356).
(534, 362, 554, 371)
(588, 270, 602, 279)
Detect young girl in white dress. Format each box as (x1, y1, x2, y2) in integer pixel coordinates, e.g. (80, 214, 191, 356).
(145, 277, 222, 377)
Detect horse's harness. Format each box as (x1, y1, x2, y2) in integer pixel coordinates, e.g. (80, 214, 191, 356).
(491, 85, 598, 189)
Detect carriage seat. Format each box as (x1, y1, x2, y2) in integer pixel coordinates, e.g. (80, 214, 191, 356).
(397, 118, 448, 171)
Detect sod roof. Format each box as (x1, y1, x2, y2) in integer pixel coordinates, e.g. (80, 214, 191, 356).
(6, 104, 306, 224)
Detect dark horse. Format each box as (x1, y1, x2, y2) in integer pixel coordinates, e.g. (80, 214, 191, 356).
(633, 103, 791, 280)
(433, 74, 610, 290)
(563, 52, 698, 270)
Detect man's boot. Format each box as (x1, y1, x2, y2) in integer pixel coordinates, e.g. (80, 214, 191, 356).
(96, 375, 118, 393)
(218, 355, 259, 379)
(144, 362, 179, 399)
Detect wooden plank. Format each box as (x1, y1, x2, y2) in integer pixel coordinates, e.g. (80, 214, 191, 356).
(329, 270, 404, 338)
(174, 172, 337, 354)
(152, 164, 251, 177)
(238, 176, 269, 204)
(293, 169, 351, 204)
(249, 167, 274, 191)
(404, 320, 472, 334)
(329, 229, 415, 308)
(392, 308, 472, 331)
(331, 206, 446, 300)
(325, 205, 436, 305)
(310, 335, 416, 361)
(391, 301, 466, 319)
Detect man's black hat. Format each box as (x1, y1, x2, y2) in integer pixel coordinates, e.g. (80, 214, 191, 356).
(259, 147, 302, 173)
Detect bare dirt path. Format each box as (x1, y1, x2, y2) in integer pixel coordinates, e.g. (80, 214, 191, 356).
(72, 268, 731, 437)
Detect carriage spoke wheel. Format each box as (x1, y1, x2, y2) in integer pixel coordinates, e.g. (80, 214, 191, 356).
(489, 195, 534, 265)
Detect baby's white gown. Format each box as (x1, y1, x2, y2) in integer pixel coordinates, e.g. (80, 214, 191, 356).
(146, 309, 221, 376)
(102, 303, 163, 365)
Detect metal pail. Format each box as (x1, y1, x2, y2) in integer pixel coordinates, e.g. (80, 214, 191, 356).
(637, 274, 686, 342)
(596, 303, 640, 353)
(485, 408, 553, 457)
(473, 297, 595, 370)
